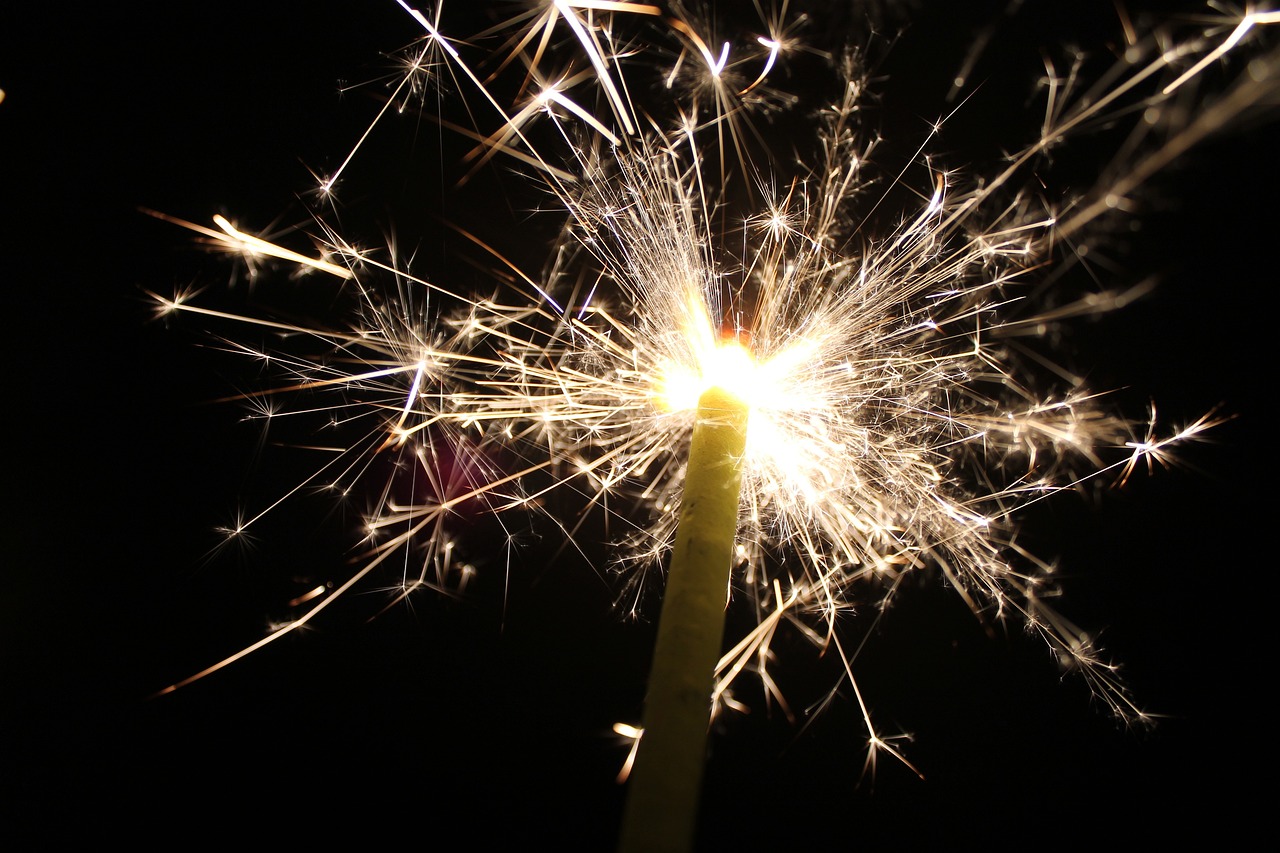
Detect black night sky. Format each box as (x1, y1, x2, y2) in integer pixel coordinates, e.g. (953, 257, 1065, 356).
(3, 2, 1274, 847)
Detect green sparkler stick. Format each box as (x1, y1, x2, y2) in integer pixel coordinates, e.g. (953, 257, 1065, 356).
(618, 384, 750, 853)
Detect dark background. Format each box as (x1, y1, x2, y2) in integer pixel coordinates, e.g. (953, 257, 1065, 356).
(3, 1, 1272, 847)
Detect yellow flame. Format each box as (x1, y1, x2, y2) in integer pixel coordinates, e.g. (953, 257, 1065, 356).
(656, 339, 759, 412)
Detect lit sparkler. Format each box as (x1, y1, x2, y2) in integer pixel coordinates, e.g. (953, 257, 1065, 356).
(153, 2, 1276, 847)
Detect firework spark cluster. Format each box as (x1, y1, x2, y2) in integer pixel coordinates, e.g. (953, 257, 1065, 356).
(156, 1, 1277, 767)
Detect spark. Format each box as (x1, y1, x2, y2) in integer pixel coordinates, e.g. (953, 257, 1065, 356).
(1163, 8, 1280, 95)
(155, 1, 1277, 773)
(142, 209, 354, 280)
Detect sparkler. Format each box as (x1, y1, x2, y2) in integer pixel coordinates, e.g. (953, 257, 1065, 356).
(153, 2, 1277, 848)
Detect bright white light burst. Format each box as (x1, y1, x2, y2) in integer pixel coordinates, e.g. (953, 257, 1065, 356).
(155, 1, 1278, 771)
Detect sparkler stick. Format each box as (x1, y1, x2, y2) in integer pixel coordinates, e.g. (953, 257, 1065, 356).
(619, 383, 749, 853)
